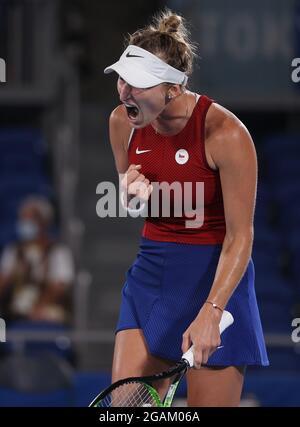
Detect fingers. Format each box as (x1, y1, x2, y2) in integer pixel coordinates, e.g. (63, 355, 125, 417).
(201, 349, 210, 366)
(193, 342, 220, 369)
(128, 178, 150, 200)
(127, 167, 144, 185)
(193, 346, 203, 370)
(127, 175, 147, 194)
(182, 338, 204, 369)
(127, 164, 142, 172)
(181, 332, 192, 354)
(137, 183, 153, 202)
(121, 164, 152, 202)
(121, 164, 141, 189)
(183, 338, 220, 370)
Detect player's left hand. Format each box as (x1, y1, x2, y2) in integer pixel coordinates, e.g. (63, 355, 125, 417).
(181, 303, 222, 369)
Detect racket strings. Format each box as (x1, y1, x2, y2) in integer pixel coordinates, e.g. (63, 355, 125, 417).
(95, 381, 160, 407)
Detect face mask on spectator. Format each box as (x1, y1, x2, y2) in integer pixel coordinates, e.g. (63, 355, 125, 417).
(17, 220, 39, 241)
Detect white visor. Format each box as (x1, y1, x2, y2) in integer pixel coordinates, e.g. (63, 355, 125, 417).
(104, 45, 188, 89)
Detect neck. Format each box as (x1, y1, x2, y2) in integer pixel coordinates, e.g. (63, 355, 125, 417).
(151, 91, 195, 136)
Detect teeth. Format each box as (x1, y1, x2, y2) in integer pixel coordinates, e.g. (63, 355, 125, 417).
(123, 102, 139, 119)
(124, 102, 136, 108)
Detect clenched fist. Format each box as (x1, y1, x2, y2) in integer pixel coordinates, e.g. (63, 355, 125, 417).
(120, 164, 153, 205)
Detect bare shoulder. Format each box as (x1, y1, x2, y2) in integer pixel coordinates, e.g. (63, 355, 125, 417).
(109, 105, 133, 173)
(205, 102, 256, 169)
(109, 104, 132, 151)
(110, 104, 131, 129)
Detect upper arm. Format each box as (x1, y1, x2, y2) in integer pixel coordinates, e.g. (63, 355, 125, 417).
(109, 106, 131, 174)
(209, 113, 257, 241)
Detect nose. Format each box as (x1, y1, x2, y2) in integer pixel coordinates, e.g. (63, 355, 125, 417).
(119, 80, 132, 102)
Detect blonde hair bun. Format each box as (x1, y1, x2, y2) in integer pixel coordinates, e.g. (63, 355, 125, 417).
(128, 8, 197, 76)
(158, 14, 182, 34)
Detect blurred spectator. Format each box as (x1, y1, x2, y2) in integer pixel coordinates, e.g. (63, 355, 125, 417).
(0, 196, 75, 324)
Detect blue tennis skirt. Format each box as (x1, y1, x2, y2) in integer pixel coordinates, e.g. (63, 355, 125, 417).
(116, 237, 269, 366)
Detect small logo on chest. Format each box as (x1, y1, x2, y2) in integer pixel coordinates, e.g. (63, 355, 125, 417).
(175, 149, 189, 165)
(136, 147, 152, 154)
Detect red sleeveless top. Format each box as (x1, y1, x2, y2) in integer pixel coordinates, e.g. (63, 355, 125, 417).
(127, 94, 226, 244)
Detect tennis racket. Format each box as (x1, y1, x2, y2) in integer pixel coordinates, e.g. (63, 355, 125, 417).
(89, 310, 234, 407)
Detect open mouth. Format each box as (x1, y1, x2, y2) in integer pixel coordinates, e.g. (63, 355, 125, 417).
(124, 103, 139, 119)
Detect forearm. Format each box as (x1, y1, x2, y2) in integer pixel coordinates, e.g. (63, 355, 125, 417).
(206, 230, 254, 310)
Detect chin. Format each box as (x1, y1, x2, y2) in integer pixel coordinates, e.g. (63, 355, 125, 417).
(128, 117, 149, 129)
(131, 122, 147, 129)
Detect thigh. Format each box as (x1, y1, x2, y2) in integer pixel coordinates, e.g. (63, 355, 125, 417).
(187, 365, 245, 407)
(112, 329, 173, 382)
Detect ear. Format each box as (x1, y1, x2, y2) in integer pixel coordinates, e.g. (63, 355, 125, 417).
(167, 84, 182, 100)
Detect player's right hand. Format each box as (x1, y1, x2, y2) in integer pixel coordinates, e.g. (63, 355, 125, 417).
(121, 164, 153, 202)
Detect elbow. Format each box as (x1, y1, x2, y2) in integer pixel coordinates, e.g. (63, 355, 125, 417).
(224, 226, 254, 251)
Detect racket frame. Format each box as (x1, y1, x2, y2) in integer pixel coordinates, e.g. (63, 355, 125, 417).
(89, 360, 189, 407)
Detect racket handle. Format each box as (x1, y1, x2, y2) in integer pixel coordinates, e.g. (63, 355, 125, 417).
(182, 310, 234, 368)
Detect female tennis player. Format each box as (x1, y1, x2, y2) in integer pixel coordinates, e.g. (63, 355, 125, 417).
(104, 9, 269, 406)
